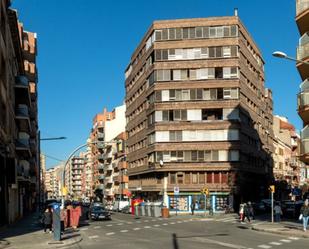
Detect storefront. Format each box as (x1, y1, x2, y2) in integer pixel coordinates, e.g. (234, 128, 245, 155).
(167, 192, 231, 214)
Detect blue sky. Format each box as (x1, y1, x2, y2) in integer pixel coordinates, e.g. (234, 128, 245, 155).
(12, 0, 302, 168)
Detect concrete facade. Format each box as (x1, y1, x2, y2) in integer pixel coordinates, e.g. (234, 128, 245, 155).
(125, 15, 274, 212)
(0, 0, 39, 225)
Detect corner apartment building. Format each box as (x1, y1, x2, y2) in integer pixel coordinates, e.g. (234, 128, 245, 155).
(125, 13, 274, 212)
(0, 0, 39, 225)
(81, 143, 93, 199)
(272, 115, 305, 199)
(90, 105, 126, 202)
(45, 165, 62, 199)
(296, 1, 309, 164)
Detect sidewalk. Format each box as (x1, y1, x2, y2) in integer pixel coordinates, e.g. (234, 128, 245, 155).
(252, 220, 309, 238)
(0, 212, 82, 249)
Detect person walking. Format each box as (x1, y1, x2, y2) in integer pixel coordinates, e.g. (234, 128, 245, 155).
(274, 202, 282, 222)
(300, 199, 309, 231)
(243, 203, 251, 223)
(247, 202, 254, 220)
(239, 204, 244, 223)
(43, 208, 52, 233)
(190, 200, 196, 215)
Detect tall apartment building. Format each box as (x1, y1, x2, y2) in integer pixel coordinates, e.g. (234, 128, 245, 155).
(125, 13, 274, 212)
(40, 154, 46, 204)
(0, 0, 39, 224)
(45, 165, 62, 199)
(70, 155, 84, 199)
(296, 1, 309, 164)
(81, 143, 93, 199)
(90, 105, 126, 202)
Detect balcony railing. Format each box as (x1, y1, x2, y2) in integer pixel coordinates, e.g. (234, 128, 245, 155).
(297, 42, 309, 61)
(301, 126, 309, 155)
(98, 164, 104, 170)
(15, 105, 29, 118)
(15, 75, 29, 87)
(105, 164, 113, 171)
(98, 175, 105, 180)
(297, 0, 309, 15)
(298, 90, 309, 109)
(15, 138, 30, 149)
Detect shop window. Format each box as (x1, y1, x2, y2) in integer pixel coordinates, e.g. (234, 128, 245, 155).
(192, 173, 198, 184)
(214, 173, 220, 183)
(185, 173, 190, 184)
(177, 173, 184, 184)
(199, 172, 205, 184)
(207, 172, 212, 183)
(170, 173, 176, 184)
(221, 172, 228, 183)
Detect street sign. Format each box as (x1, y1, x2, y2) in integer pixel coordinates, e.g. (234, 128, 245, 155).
(174, 186, 179, 195)
(269, 185, 275, 193)
(201, 187, 209, 196)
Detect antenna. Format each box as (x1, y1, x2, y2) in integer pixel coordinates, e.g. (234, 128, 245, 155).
(234, 8, 238, 16)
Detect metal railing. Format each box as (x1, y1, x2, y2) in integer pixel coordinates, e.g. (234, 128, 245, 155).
(297, 42, 309, 61)
(298, 90, 309, 109)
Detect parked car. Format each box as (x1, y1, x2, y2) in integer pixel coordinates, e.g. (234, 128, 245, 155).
(281, 200, 303, 218)
(89, 206, 111, 221)
(251, 201, 266, 214)
(121, 205, 132, 214)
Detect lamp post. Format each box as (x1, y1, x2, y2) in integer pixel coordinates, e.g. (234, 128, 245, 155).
(272, 51, 309, 65)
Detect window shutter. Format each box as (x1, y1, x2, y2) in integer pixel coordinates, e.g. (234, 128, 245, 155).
(155, 111, 163, 122)
(187, 109, 202, 121)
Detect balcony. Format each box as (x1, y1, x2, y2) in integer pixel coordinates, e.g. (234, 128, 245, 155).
(105, 176, 113, 184)
(97, 184, 104, 190)
(118, 161, 128, 170)
(104, 189, 113, 196)
(96, 142, 105, 150)
(297, 42, 309, 80)
(98, 175, 105, 180)
(17, 163, 30, 182)
(97, 132, 104, 140)
(298, 80, 309, 124)
(296, 0, 309, 35)
(98, 164, 104, 170)
(15, 136, 31, 157)
(300, 126, 309, 163)
(30, 139, 36, 153)
(15, 104, 31, 132)
(105, 163, 113, 171)
(15, 76, 31, 106)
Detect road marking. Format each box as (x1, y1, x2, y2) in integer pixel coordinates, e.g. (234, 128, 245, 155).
(154, 224, 160, 227)
(158, 218, 163, 220)
(88, 235, 99, 239)
(117, 223, 124, 225)
(269, 242, 282, 245)
(106, 224, 113, 227)
(151, 219, 156, 221)
(163, 223, 168, 226)
(144, 220, 149, 222)
(188, 237, 248, 249)
(126, 222, 132, 224)
(254, 222, 266, 226)
(144, 226, 151, 228)
(120, 230, 128, 233)
(136, 221, 141, 223)
(133, 227, 141, 231)
(288, 237, 300, 240)
(94, 226, 101, 229)
(258, 245, 271, 249)
(80, 227, 88, 231)
(280, 239, 291, 243)
(106, 232, 115, 236)
(177, 221, 183, 223)
(170, 222, 175, 224)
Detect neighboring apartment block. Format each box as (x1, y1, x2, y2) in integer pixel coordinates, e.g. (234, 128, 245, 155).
(125, 13, 274, 212)
(45, 165, 62, 199)
(90, 105, 126, 202)
(0, 0, 39, 225)
(70, 155, 84, 199)
(272, 116, 305, 191)
(296, 1, 309, 163)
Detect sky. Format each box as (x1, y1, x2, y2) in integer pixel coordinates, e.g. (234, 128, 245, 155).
(12, 0, 302, 168)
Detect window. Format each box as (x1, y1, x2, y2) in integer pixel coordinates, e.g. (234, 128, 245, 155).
(215, 68, 223, 78)
(173, 70, 181, 81)
(169, 28, 176, 40)
(231, 25, 238, 36)
(199, 172, 205, 184)
(192, 173, 198, 184)
(155, 30, 162, 40)
(214, 173, 220, 183)
(223, 47, 231, 57)
(217, 27, 224, 37)
(205, 150, 211, 161)
(215, 47, 222, 57)
(170, 151, 177, 162)
(162, 90, 169, 101)
(231, 46, 238, 57)
(185, 173, 190, 184)
(197, 89, 203, 100)
(183, 28, 189, 39)
(157, 70, 171, 81)
(162, 29, 168, 40)
(170, 90, 176, 100)
(191, 151, 198, 161)
(170, 173, 176, 184)
(177, 173, 184, 184)
(212, 150, 219, 161)
(155, 111, 163, 122)
(209, 27, 216, 38)
(207, 173, 212, 183)
(156, 152, 163, 162)
(189, 27, 195, 38)
(203, 27, 209, 38)
(177, 151, 184, 162)
(198, 151, 204, 161)
(223, 26, 230, 37)
(230, 150, 239, 161)
(155, 91, 162, 101)
(187, 109, 201, 121)
(196, 27, 203, 38)
(230, 67, 238, 78)
(176, 28, 182, 39)
(184, 151, 191, 161)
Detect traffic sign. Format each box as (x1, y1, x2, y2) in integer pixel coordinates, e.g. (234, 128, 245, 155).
(201, 187, 209, 196)
(174, 186, 179, 195)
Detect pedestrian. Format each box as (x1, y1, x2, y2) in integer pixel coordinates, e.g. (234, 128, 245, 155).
(274, 202, 282, 222)
(190, 200, 196, 215)
(239, 204, 244, 222)
(43, 208, 52, 233)
(243, 204, 251, 223)
(247, 202, 254, 220)
(300, 199, 309, 231)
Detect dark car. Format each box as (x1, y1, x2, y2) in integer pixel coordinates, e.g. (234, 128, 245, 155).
(89, 206, 111, 221)
(251, 201, 266, 214)
(281, 200, 303, 218)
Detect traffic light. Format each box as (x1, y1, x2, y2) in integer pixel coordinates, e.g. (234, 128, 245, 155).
(269, 185, 275, 193)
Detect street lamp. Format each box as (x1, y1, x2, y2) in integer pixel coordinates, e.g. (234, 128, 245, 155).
(40, 136, 67, 141)
(272, 51, 309, 65)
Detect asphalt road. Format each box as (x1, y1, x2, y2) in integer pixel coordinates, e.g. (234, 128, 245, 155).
(68, 213, 309, 249)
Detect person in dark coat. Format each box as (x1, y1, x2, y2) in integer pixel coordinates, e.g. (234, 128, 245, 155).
(190, 200, 196, 215)
(243, 204, 251, 223)
(43, 208, 52, 233)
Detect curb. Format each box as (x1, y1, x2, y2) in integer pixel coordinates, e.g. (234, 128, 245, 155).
(47, 235, 83, 248)
(252, 226, 309, 238)
(0, 240, 10, 249)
